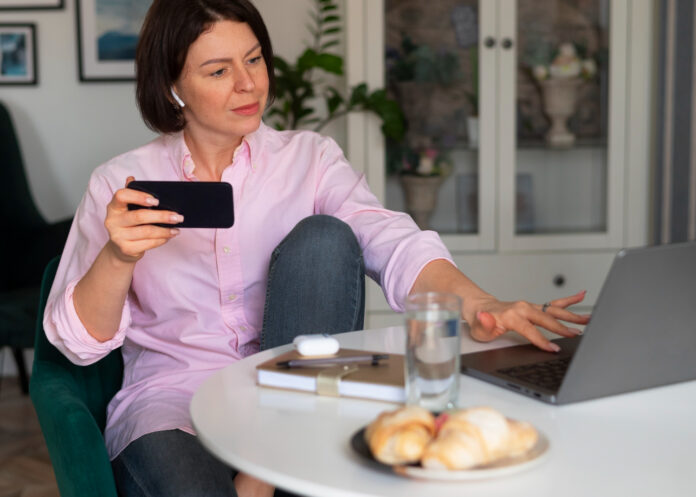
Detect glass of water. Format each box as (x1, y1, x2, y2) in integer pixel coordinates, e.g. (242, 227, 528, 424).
(404, 292, 462, 411)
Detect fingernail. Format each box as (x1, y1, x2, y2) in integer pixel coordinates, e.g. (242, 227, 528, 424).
(171, 214, 184, 223)
(170, 228, 180, 236)
(549, 342, 561, 352)
(146, 197, 159, 206)
(570, 328, 584, 335)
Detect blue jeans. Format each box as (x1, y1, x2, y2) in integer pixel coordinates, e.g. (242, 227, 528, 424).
(261, 215, 365, 350)
(112, 430, 237, 496)
(113, 215, 365, 496)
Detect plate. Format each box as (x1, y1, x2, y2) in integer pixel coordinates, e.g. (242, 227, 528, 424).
(350, 425, 550, 481)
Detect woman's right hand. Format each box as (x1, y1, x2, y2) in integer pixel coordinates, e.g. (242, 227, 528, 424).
(104, 176, 182, 263)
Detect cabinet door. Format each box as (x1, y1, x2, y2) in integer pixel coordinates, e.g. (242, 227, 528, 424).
(498, 0, 628, 251)
(381, 0, 496, 251)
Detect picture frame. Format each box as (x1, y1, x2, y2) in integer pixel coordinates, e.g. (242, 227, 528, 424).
(0, 0, 63, 10)
(76, 0, 152, 82)
(0, 23, 37, 86)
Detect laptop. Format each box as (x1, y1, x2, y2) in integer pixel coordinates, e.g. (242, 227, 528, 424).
(460, 241, 696, 405)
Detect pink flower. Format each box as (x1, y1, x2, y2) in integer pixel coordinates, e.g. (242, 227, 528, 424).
(424, 148, 438, 159)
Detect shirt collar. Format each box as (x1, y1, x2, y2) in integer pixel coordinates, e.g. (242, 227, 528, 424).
(165, 121, 269, 180)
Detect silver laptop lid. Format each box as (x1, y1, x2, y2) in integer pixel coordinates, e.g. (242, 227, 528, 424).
(557, 242, 696, 404)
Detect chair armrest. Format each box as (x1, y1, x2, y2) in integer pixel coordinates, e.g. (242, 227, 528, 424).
(30, 362, 118, 497)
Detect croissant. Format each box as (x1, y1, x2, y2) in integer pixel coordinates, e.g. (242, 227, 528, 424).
(364, 406, 436, 465)
(421, 407, 538, 470)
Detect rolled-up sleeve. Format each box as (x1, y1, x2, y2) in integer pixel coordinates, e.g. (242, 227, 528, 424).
(313, 137, 455, 312)
(43, 170, 130, 365)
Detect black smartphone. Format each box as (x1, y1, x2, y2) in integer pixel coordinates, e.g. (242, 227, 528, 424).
(127, 181, 234, 228)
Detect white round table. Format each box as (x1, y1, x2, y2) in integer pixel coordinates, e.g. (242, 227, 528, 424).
(190, 326, 696, 497)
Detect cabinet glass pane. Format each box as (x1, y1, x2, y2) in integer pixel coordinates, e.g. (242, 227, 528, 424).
(384, 0, 480, 234)
(515, 0, 609, 234)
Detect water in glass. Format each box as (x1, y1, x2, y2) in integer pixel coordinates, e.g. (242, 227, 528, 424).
(405, 299, 461, 411)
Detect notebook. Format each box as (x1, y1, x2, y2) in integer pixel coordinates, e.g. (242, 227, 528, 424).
(256, 348, 405, 403)
(460, 241, 696, 405)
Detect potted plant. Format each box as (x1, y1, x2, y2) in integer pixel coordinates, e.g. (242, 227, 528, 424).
(384, 36, 460, 229)
(385, 139, 454, 230)
(267, 0, 404, 142)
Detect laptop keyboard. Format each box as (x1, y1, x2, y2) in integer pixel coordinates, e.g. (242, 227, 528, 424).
(497, 357, 571, 391)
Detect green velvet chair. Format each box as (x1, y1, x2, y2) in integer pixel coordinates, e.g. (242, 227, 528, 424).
(30, 256, 123, 497)
(0, 100, 72, 393)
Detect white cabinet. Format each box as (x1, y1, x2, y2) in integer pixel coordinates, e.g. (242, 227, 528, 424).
(344, 0, 654, 328)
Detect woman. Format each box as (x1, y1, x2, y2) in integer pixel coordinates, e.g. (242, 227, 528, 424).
(44, 0, 588, 496)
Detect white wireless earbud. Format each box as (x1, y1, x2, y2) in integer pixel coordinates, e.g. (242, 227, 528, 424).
(171, 87, 185, 108)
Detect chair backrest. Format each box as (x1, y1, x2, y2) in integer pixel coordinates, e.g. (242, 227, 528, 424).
(31, 256, 122, 496)
(0, 100, 45, 231)
(32, 256, 124, 432)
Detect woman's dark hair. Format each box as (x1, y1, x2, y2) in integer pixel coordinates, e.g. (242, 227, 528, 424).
(136, 0, 275, 134)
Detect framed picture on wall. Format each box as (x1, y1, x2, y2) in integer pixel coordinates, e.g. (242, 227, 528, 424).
(0, 23, 37, 85)
(76, 0, 152, 82)
(0, 0, 63, 10)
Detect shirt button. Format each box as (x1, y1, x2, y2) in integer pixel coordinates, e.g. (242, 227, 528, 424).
(228, 294, 237, 301)
(240, 326, 247, 332)
(223, 246, 231, 254)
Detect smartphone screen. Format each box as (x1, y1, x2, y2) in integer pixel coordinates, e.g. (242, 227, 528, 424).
(127, 181, 234, 228)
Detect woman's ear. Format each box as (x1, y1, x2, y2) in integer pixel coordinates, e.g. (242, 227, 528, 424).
(171, 87, 185, 108)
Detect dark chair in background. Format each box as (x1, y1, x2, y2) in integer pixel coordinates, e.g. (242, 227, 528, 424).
(31, 256, 123, 496)
(0, 101, 72, 393)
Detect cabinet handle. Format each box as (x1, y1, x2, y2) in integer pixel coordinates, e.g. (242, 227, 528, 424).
(484, 36, 496, 48)
(553, 275, 566, 287)
(502, 38, 514, 49)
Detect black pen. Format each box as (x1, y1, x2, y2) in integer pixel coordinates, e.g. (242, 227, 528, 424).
(276, 354, 389, 368)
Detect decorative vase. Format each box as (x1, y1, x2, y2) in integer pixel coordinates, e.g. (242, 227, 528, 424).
(540, 78, 583, 148)
(399, 175, 445, 230)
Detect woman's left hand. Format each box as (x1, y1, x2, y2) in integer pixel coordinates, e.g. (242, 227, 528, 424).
(467, 291, 591, 352)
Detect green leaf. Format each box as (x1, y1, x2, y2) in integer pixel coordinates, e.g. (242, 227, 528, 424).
(321, 4, 338, 12)
(349, 83, 369, 107)
(298, 107, 315, 119)
(273, 56, 290, 72)
(297, 48, 318, 72)
(323, 27, 341, 35)
(321, 40, 340, 51)
(315, 53, 343, 75)
(325, 88, 344, 114)
(322, 15, 340, 24)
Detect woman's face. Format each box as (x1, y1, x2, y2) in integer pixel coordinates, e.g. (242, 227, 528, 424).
(175, 20, 269, 143)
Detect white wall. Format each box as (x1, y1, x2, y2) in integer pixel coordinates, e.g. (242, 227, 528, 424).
(1, 0, 348, 376)
(0, 0, 343, 222)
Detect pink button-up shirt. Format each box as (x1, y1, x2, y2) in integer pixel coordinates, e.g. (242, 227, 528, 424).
(44, 122, 453, 459)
